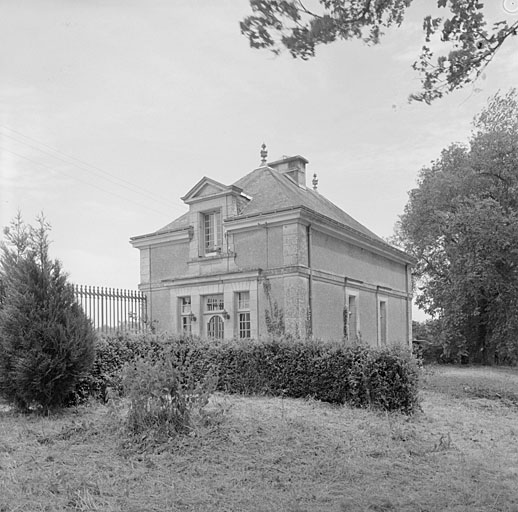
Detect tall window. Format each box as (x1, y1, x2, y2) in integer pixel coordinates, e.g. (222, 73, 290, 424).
(180, 296, 192, 334)
(379, 300, 387, 345)
(348, 295, 357, 341)
(237, 291, 251, 339)
(203, 210, 223, 254)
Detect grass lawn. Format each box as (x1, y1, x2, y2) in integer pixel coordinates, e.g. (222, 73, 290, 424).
(1, 365, 517, 512)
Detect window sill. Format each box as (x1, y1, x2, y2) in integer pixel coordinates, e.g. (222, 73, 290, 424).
(191, 251, 234, 262)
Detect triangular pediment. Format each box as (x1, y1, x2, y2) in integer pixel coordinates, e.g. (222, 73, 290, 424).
(181, 176, 243, 204)
(180, 177, 228, 203)
(197, 182, 222, 197)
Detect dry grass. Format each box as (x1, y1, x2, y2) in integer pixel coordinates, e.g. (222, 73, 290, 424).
(422, 365, 518, 403)
(1, 366, 517, 511)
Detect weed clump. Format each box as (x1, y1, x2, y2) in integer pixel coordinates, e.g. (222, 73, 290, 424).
(122, 346, 218, 443)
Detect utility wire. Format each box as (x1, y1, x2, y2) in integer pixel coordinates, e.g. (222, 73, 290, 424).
(0, 145, 176, 218)
(0, 125, 187, 214)
(0, 127, 181, 212)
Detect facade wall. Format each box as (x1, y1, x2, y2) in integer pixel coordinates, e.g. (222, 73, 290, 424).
(283, 223, 308, 267)
(139, 242, 189, 331)
(149, 242, 189, 282)
(234, 229, 267, 269)
(233, 226, 284, 270)
(310, 279, 410, 345)
(312, 279, 344, 341)
(311, 230, 406, 291)
(356, 290, 378, 344)
(139, 249, 149, 283)
(257, 273, 285, 337)
(382, 294, 408, 345)
(186, 253, 236, 276)
(148, 287, 173, 332)
(268, 227, 284, 267)
(283, 274, 309, 338)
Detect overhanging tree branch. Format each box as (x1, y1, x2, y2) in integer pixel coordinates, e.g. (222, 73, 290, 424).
(241, 0, 518, 103)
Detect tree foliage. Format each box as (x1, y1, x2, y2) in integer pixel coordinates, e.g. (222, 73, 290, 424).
(396, 89, 518, 364)
(0, 214, 96, 412)
(240, 0, 518, 103)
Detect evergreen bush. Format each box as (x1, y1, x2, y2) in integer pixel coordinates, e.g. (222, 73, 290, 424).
(0, 214, 96, 413)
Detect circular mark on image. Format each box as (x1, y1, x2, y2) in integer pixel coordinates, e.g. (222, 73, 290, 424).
(503, 0, 518, 14)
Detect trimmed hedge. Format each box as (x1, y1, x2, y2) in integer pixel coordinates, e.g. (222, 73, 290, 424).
(76, 334, 420, 414)
(196, 338, 420, 414)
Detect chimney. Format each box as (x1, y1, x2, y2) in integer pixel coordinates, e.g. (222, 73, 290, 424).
(267, 155, 309, 187)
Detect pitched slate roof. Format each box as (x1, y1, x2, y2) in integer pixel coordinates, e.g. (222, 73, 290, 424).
(157, 211, 190, 233)
(232, 166, 386, 243)
(156, 165, 385, 245)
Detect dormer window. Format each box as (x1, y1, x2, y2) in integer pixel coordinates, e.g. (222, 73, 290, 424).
(203, 210, 223, 255)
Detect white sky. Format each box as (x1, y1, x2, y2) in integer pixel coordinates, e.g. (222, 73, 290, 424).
(1, 0, 517, 322)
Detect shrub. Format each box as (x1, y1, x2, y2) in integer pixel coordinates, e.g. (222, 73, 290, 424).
(72, 332, 206, 403)
(122, 348, 218, 441)
(0, 215, 95, 413)
(72, 332, 168, 403)
(362, 347, 420, 414)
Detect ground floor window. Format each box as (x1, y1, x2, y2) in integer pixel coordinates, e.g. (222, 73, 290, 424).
(180, 296, 192, 334)
(379, 300, 387, 345)
(181, 316, 192, 334)
(208, 315, 224, 339)
(237, 291, 251, 338)
(348, 295, 358, 341)
(238, 312, 251, 339)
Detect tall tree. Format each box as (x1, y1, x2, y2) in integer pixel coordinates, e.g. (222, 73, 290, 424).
(0, 214, 96, 412)
(240, 1, 518, 103)
(396, 89, 518, 363)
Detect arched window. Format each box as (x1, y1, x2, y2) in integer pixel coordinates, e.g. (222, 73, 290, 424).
(208, 315, 224, 339)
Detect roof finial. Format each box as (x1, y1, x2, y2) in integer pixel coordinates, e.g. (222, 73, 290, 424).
(312, 173, 319, 191)
(260, 143, 268, 166)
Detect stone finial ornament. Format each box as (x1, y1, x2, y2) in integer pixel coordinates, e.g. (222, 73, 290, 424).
(312, 173, 319, 191)
(260, 143, 268, 166)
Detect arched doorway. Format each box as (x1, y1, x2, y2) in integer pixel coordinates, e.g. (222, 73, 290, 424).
(207, 315, 224, 339)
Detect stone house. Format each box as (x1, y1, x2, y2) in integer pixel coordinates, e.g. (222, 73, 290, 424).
(130, 149, 415, 346)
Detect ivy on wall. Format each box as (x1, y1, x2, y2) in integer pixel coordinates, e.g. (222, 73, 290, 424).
(263, 278, 285, 336)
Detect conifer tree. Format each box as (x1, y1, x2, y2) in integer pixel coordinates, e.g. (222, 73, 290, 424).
(0, 214, 95, 412)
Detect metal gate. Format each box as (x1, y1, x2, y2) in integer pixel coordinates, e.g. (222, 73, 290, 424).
(72, 284, 148, 333)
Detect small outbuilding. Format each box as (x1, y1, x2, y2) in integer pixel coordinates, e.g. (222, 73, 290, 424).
(130, 148, 414, 346)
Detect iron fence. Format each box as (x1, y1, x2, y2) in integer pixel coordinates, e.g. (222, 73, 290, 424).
(72, 284, 148, 333)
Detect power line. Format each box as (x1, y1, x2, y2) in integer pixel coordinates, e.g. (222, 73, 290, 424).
(0, 125, 187, 214)
(0, 127, 181, 212)
(0, 145, 176, 219)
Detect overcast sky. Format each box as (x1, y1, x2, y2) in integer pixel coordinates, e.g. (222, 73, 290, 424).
(1, 0, 517, 321)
